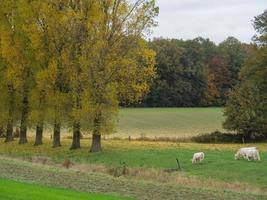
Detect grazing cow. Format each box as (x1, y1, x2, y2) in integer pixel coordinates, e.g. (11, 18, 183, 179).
(235, 147, 256, 159)
(192, 152, 205, 164)
(244, 149, 261, 161)
(235, 147, 260, 161)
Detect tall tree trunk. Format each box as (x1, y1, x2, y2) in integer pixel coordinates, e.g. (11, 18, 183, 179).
(14, 127, 20, 138)
(5, 86, 14, 142)
(53, 122, 61, 148)
(90, 134, 101, 152)
(70, 83, 82, 150)
(34, 123, 43, 146)
(35, 89, 46, 146)
(0, 125, 4, 138)
(70, 121, 81, 150)
(19, 93, 29, 144)
(90, 115, 102, 152)
(5, 123, 13, 142)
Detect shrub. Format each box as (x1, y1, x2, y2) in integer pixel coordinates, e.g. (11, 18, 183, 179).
(192, 131, 266, 143)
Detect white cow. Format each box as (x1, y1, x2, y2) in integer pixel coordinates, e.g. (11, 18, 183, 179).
(235, 147, 256, 159)
(235, 147, 260, 161)
(244, 149, 261, 161)
(192, 152, 205, 164)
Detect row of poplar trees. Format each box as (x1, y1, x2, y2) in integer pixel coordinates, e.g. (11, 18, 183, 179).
(0, 0, 158, 152)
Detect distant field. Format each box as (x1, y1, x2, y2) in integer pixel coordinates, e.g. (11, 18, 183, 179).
(27, 107, 225, 139)
(0, 179, 132, 200)
(113, 107, 225, 139)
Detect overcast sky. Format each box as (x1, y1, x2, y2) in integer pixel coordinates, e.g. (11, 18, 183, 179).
(151, 0, 266, 44)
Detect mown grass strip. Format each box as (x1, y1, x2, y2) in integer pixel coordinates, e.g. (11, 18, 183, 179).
(0, 178, 133, 200)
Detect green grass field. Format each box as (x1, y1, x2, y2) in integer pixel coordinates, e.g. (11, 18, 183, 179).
(0, 179, 132, 200)
(68, 146, 267, 187)
(115, 107, 225, 138)
(1, 139, 267, 188)
(1, 157, 265, 200)
(1, 108, 266, 199)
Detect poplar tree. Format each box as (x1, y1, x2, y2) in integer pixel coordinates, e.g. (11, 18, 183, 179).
(37, 1, 73, 148)
(0, 0, 35, 144)
(63, 1, 90, 150)
(80, 0, 158, 152)
(23, 1, 51, 146)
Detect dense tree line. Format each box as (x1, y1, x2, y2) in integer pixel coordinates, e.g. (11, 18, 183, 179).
(137, 36, 250, 107)
(0, 0, 158, 152)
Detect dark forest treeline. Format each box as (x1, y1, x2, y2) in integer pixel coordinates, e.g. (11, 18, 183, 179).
(132, 36, 255, 107)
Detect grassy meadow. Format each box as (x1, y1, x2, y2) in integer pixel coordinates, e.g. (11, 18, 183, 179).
(114, 107, 225, 139)
(1, 108, 266, 199)
(28, 107, 225, 139)
(1, 139, 267, 189)
(1, 155, 265, 200)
